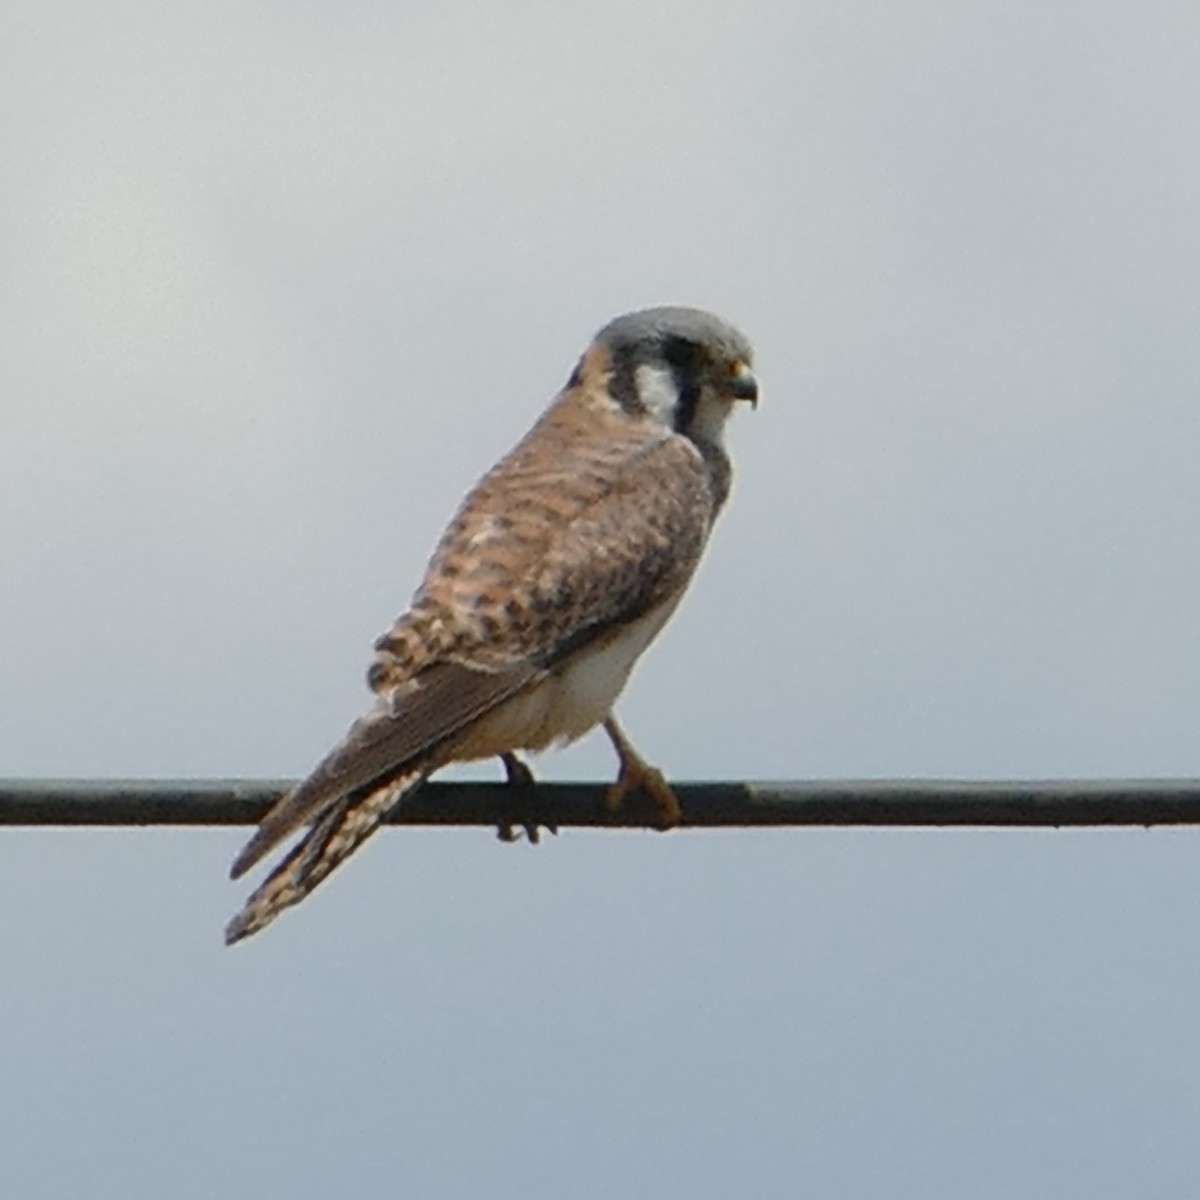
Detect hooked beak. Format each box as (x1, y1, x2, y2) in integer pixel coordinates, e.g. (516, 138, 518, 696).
(728, 361, 759, 409)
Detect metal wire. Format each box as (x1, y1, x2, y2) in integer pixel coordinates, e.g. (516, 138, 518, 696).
(3, 778, 1200, 829)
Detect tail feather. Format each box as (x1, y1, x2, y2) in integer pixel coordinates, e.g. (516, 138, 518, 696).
(224, 766, 430, 945)
(229, 662, 537, 881)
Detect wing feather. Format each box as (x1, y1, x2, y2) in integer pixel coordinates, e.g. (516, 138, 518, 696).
(230, 660, 537, 879)
(398, 428, 718, 675)
(228, 391, 724, 938)
(523, 435, 714, 667)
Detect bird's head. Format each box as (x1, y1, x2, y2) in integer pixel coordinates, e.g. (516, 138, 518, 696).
(590, 306, 758, 446)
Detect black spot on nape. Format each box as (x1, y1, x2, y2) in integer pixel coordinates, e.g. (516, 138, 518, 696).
(565, 356, 584, 389)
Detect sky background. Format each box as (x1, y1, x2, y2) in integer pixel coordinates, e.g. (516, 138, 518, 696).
(4, 2, 1200, 1196)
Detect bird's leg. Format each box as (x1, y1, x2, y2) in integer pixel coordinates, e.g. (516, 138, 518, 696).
(500, 751, 535, 788)
(602, 716, 682, 829)
(496, 752, 556, 843)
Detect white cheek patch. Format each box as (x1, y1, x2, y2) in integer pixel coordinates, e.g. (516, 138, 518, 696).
(688, 393, 734, 446)
(634, 363, 681, 425)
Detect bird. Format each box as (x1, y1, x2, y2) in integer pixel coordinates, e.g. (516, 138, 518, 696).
(225, 305, 758, 944)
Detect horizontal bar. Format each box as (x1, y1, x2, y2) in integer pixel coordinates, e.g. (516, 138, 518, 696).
(3, 778, 1200, 829)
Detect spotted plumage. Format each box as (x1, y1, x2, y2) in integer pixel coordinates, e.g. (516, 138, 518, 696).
(225, 306, 757, 944)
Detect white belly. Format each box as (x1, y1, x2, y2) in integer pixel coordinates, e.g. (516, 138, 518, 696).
(543, 596, 681, 743)
(452, 597, 681, 760)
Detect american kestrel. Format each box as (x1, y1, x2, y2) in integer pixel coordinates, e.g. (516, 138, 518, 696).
(225, 306, 758, 943)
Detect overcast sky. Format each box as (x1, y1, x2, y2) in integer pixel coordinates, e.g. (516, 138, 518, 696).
(4, 2, 1200, 1197)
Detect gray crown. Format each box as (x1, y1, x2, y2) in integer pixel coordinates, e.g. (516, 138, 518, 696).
(596, 306, 753, 365)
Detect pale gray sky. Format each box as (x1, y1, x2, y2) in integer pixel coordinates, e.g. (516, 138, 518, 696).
(4, 2, 1200, 1197)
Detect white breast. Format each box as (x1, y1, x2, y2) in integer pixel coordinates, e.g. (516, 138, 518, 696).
(544, 596, 682, 744)
(450, 597, 682, 761)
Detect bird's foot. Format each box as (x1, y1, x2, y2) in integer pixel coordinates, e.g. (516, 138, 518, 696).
(602, 717, 682, 829)
(500, 751, 536, 789)
(496, 753, 558, 844)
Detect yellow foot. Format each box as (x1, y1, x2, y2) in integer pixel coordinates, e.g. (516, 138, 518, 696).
(496, 752, 557, 843)
(602, 716, 682, 829)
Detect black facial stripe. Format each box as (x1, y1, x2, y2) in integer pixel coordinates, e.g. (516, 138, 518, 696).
(603, 334, 712, 428)
(661, 334, 699, 375)
(608, 344, 643, 413)
(673, 374, 700, 432)
(662, 335, 703, 432)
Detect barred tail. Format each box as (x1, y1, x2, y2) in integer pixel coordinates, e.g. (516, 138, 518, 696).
(224, 766, 430, 945)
